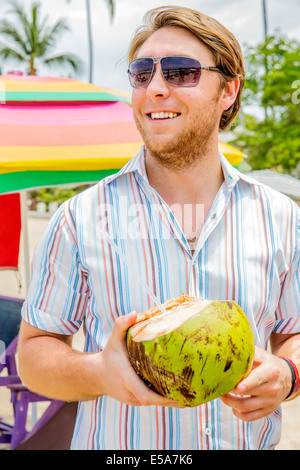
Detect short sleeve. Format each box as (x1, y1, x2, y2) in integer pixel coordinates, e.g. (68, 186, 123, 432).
(22, 200, 89, 335)
(274, 203, 300, 334)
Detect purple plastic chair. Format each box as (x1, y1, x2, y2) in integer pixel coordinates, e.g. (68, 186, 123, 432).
(0, 295, 75, 450)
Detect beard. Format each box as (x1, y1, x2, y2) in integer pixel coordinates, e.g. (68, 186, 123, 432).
(133, 94, 222, 171)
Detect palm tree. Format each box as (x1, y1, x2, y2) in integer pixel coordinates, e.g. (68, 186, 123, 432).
(261, 0, 269, 41)
(67, 0, 115, 83)
(261, 0, 269, 118)
(0, 1, 82, 76)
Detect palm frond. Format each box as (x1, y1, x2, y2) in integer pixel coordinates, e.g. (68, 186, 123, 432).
(104, 0, 115, 21)
(30, 2, 39, 51)
(43, 53, 83, 74)
(7, 0, 33, 45)
(0, 45, 26, 62)
(46, 18, 70, 42)
(36, 19, 69, 57)
(0, 20, 30, 55)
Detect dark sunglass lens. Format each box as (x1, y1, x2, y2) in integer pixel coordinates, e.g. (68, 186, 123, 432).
(129, 58, 154, 87)
(161, 57, 201, 86)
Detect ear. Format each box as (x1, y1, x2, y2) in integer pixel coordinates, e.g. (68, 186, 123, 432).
(219, 77, 240, 111)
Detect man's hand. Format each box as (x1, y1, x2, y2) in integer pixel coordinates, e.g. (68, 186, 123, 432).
(220, 346, 292, 422)
(97, 311, 183, 408)
(18, 314, 185, 405)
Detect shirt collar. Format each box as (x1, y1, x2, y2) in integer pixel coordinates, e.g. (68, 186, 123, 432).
(106, 146, 147, 184)
(218, 151, 241, 189)
(107, 144, 245, 190)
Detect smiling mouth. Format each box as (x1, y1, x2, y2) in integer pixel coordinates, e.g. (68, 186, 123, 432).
(147, 112, 180, 120)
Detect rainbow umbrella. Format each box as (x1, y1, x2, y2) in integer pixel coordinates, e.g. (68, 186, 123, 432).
(218, 140, 244, 168)
(0, 74, 243, 195)
(0, 73, 142, 289)
(0, 74, 142, 194)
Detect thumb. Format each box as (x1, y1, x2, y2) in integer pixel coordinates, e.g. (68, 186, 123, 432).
(112, 311, 138, 342)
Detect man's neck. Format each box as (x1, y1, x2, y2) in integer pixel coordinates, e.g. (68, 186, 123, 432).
(145, 148, 224, 213)
(145, 151, 224, 254)
(145, 148, 224, 253)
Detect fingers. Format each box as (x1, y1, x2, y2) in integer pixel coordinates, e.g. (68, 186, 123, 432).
(135, 389, 182, 408)
(220, 393, 273, 422)
(139, 385, 183, 408)
(220, 347, 288, 422)
(116, 310, 138, 331)
(122, 359, 182, 407)
(234, 369, 266, 396)
(235, 358, 280, 397)
(110, 311, 138, 344)
(104, 312, 184, 408)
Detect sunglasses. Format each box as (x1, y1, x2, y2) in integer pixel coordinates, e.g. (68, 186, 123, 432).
(128, 56, 221, 88)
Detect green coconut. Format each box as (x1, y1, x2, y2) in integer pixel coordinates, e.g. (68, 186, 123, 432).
(126, 295, 255, 407)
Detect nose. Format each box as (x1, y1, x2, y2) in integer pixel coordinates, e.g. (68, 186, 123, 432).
(146, 63, 170, 100)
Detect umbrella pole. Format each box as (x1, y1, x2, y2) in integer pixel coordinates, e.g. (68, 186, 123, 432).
(20, 191, 39, 425)
(20, 191, 31, 294)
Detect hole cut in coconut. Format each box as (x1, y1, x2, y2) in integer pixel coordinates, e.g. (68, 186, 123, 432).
(130, 295, 211, 342)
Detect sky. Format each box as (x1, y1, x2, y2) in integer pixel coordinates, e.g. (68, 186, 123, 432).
(1, 0, 300, 94)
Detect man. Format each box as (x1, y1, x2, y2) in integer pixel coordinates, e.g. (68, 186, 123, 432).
(18, 6, 300, 450)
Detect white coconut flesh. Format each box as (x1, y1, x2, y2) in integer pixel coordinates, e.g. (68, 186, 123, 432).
(130, 299, 212, 342)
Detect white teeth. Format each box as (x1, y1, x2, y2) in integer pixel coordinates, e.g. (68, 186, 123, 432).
(150, 112, 178, 119)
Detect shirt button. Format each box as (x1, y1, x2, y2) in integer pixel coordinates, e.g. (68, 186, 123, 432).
(211, 213, 216, 220)
(204, 426, 211, 435)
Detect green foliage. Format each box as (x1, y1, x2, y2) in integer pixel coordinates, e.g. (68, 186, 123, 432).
(29, 185, 91, 210)
(230, 32, 300, 173)
(0, 0, 83, 75)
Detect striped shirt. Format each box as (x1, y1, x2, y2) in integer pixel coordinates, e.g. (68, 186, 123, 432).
(22, 146, 300, 450)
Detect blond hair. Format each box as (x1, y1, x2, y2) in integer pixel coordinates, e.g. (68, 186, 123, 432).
(128, 6, 245, 130)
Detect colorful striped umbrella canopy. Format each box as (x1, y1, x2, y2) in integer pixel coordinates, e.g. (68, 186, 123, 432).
(0, 74, 142, 194)
(218, 140, 244, 168)
(0, 74, 243, 195)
